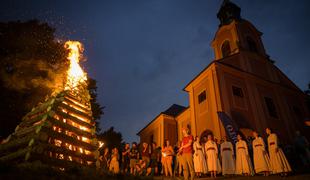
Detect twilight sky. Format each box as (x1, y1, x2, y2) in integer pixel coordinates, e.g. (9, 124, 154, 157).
(1, 0, 309, 142)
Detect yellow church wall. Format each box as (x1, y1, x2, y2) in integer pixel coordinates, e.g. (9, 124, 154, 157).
(176, 108, 190, 142)
(163, 114, 178, 146)
(247, 55, 273, 81)
(209, 66, 226, 139)
(222, 71, 258, 132)
(138, 115, 163, 146)
(212, 20, 278, 84)
(138, 114, 180, 147)
(208, 17, 309, 142)
(284, 92, 308, 129)
(185, 63, 225, 141)
(193, 76, 213, 136)
(256, 84, 292, 138)
(235, 20, 266, 56)
(216, 62, 309, 142)
(216, 51, 275, 83)
(215, 62, 263, 139)
(217, 63, 279, 138)
(211, 21, 239, 60)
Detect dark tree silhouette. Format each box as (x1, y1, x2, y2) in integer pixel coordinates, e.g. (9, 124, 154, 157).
(305, 83, 310, 95)
(305, 82, 310, 112)
(97, 127, 123, 151)
(87, 78, 104, 133)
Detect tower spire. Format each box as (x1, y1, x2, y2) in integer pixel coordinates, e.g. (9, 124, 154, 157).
(217, 0, 242, 27)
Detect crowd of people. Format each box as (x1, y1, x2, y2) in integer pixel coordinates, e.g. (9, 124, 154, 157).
(98, 127, 310, 180)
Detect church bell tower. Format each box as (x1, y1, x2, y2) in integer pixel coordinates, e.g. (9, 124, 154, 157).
(212, 0, 268, 61)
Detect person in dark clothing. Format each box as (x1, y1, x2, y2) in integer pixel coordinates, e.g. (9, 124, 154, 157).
(141, 142, 150, 167)
(157, 146, 163, 176)
(173, 141, 183, 177)
(149, 142, 159, 175)
(121, 143, 130, 174)
(129, 142, 139, 175)
(101, 147, 110, 171)
(294, 131, 310, 166)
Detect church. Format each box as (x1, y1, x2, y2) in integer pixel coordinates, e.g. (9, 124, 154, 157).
(137, 0, 310, 147)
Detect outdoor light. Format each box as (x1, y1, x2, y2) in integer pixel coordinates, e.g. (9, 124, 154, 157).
(162, 152, 167, 157)
(99, 141, 104, 148)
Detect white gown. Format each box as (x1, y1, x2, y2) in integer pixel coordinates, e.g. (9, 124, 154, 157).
(220, 141, 235, 175)
(267, 133, 292, 174)
(205, 140, 221, 172)
(235, 140, 253, 175)
(252, 137, 271, 173)
(193, 141, 208, 173)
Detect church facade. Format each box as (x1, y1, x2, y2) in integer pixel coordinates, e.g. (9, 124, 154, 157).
(138, 1, 310, 146)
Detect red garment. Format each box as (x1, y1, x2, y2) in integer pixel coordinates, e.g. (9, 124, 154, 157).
(182, 135, 193, 154)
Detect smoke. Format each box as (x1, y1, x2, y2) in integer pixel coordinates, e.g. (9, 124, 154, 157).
(0, 57, 68, 94)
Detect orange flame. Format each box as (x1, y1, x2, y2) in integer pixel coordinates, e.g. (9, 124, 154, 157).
(64, 41, 87, 91)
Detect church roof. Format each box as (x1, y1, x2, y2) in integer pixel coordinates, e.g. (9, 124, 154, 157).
(183, 53, 304, 94)
(136, 104, 187, 136)
(183, 60, 216, 92)
(217, 0, 242, 27)
(162, 104, 187, 117)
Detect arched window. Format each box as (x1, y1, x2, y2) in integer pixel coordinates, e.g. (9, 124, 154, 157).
(246, 36, 258, 52)
(221, 40, 231, 58)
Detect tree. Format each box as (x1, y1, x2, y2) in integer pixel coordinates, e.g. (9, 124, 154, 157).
(305, 83, 310, 95)
(97, 127, 123, 151)
(87, 78, 104, 133)
(0, 20, 66, 138)
(305, 82, 310, 113)
(0, 20, 103, 138)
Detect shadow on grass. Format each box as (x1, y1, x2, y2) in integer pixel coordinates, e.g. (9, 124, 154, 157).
(0, 161, 153, 180)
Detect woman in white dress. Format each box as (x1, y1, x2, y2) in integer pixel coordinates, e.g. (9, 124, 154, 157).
(220, 136, 235, 176)
(193, 136, 208, 177)
(266, 128, 292, 176)
(235, 134, 253, 176)
(252, 131, 271, 176)
(205, 134, 221, 178)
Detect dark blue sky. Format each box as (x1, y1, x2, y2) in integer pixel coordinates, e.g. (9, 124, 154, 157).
(1, 0, 309, 142)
